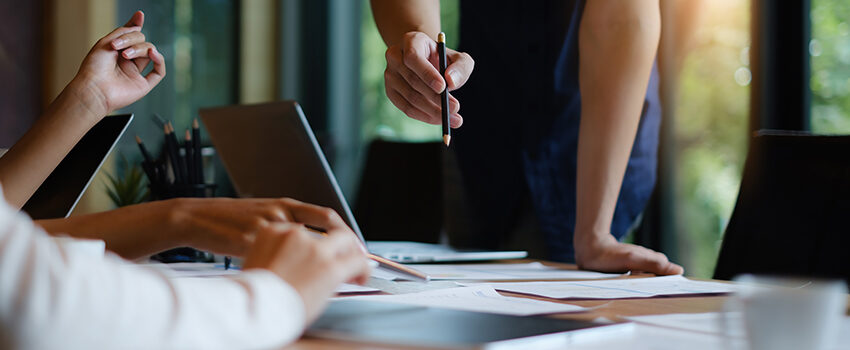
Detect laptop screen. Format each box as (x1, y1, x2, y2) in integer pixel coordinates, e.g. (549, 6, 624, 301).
(22, 114, 133, 220)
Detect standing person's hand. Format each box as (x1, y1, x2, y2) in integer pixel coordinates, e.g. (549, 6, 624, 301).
(243, 223, 371, 324)
(67, 10, 166, 120)
(574, 234, 684, 275)
(384, 31, 473, 127)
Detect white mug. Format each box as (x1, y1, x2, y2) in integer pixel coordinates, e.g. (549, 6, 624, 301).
(721, 275, 847, 350)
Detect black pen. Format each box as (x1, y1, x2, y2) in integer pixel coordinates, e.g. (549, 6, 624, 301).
(224, 256, 232, 270)
(437, 32, 450, 147)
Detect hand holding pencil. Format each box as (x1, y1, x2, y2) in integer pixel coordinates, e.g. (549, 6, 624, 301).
(381, 31, 473, 129)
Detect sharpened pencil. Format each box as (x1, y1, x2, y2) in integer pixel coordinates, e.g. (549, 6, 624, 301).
(437, 32, 451, 147)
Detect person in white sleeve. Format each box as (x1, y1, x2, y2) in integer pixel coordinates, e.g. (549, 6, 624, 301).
(0, 185, 371, 349)
(0, 11, 372, 349)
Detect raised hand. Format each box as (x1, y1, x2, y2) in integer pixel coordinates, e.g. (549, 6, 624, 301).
(69, 11, 166, 118)
(383, 31, 473, 127)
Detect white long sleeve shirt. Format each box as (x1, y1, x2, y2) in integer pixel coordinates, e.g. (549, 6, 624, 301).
(0, 189, 305, 349)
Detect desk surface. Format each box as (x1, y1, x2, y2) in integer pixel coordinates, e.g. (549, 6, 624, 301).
(283, 260, 847, 350)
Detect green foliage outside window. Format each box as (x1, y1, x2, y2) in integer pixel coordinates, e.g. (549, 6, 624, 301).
(811, 0, 850, 133)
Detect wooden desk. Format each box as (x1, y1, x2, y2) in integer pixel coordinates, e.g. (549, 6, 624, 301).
(284, 261, 847, 350)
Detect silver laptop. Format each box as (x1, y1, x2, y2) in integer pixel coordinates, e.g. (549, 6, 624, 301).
(200, 101, 526, 263)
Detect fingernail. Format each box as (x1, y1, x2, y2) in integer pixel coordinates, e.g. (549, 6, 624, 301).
(448, 70, 460, 86)
(123, 48, 135, 57)
(112, 39, 124, 48)
(431, 79, 444, 93)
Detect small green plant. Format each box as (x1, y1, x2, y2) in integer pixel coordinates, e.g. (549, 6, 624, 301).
(104, 154, 149, 208)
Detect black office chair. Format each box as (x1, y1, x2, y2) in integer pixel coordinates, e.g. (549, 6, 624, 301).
(714, 130, 850, 284)
(353, 140, 443, 243)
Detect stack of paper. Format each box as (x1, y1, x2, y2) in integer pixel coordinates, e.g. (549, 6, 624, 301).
(463, 275, 739, 299)
(342, 285, 588, 316)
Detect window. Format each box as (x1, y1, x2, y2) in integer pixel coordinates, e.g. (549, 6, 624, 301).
(810, 0, 850, 133)
(666, 0, 751, 277)
(114, 0, 239, 195)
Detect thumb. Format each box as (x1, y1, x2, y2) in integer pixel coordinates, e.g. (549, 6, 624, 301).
(445, 50, 474, 91)
(124, 10, 144, 28)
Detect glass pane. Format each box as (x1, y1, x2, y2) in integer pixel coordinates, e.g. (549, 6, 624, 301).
(672, 0, 750, 277)
(810, 0, 850, 133)
(114, 0, 237, 165)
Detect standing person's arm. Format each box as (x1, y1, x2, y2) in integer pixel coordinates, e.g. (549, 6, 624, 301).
(573, 0, 683, 275)
(370, 0, 472, 127)
(0, 11, 164, 208)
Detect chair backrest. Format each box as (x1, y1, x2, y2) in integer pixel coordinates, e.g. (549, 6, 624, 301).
(714, 130, 850, 284)
(353, 140, 443, 243)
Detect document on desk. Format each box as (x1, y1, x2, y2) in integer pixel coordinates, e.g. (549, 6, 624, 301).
(341, 285, 588, 316)
(371, 262, 623, 281)
(463, 275, 739, 299)
(625, 312, 744, 337)
(140, 262, 380, 294)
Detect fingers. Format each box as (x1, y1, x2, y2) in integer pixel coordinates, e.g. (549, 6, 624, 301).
(445, 49, 474, 91)
(111, 31, 146, 51)
(123, 10, 144, 28)
(145, 47, 166, 86)
(97, 26, 142, 50)
(387, 46, 446, 110)
(385, 81, 436, 125)
(401, 32, 444, 93)
(325, 230, 371, 284)
(624, 248, 684, 275)
(385, 33, 466, 128)
(277, 198, 349, 232)
(121, 42, 154, 60)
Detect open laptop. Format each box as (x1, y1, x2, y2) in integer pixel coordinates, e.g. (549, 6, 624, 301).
(22, 114, 133, 220)
(200, 101, 526, 263)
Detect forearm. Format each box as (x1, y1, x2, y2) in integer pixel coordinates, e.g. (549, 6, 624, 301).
(0, 80, 104, 208)
(370, 0, 441, 46)
(575, 1, 660, 244)
(36, 200, 182, 260)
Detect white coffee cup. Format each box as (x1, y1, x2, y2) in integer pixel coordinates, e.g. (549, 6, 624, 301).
(721, 275, 847, 350)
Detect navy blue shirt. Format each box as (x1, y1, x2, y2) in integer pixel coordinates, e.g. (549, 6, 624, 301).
(451, 0, 661, 262)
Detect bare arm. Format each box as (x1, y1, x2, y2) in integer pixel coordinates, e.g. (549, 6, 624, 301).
(35, 197, 358, 261)
(370, 0, 441, 46)
(574, 0, 683, 275)
(0, 11, 165, 208)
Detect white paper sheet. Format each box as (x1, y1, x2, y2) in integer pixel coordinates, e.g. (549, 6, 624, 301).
(370, 262, 622, 281)
(336, 283, 381, 294)
(140, 262, 380, 294)
(341, 285, 588, 316)
(140, 262, 240, 278)
(626, 312, 744, 338)
(463, 275, 739, 299)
